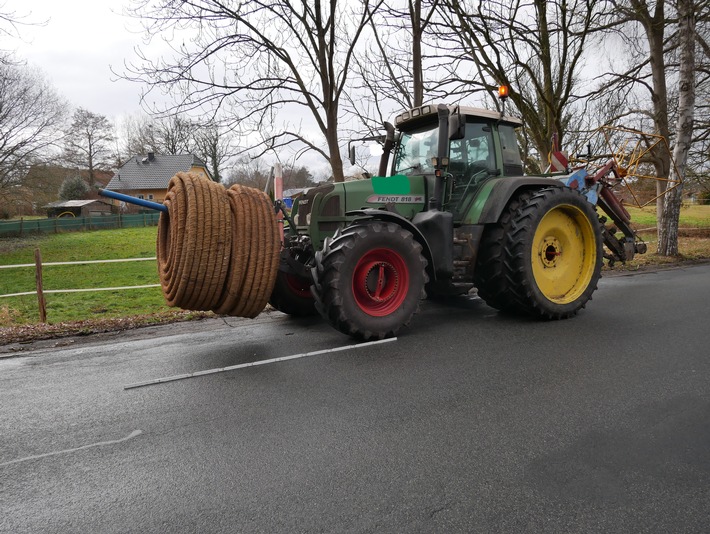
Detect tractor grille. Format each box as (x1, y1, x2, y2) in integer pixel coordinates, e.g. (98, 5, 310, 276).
(321, 195, 340, 216)
(296, 183, 334, 225)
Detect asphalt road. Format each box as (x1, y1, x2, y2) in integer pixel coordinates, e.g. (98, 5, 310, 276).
(1, 264, 709, 533)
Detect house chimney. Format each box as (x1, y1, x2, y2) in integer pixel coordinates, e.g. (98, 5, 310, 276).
(148, 152, 155, 162)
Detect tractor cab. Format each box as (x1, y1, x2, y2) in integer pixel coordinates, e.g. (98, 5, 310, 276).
(389, 105, 524, 223)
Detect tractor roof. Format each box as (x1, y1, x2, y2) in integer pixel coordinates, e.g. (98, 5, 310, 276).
(393, 104, 523, 130)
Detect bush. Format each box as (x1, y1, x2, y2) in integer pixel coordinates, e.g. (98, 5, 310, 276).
(59, 175, 90, 201)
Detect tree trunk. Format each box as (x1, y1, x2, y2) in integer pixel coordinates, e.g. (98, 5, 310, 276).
(327, 112, 345, 182)
(535, 0, 556, 159)
(88, 137, 95, 188)
(658, 0, 696, 255)
(631, 0, 672, 231)
(411, 0, 424, 107)
(329, 143, 345, 182)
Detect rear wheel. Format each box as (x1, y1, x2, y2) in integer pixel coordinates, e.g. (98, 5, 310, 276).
(504, 187, 602, 318)
(474, 190, 534, 311)
(312, 221, 428, 340)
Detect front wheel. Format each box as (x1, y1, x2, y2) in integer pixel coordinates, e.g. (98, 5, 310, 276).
(312, 221, 428, 340)
(504, 187, 603, 318)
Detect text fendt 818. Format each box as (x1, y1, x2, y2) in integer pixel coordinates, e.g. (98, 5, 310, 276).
(269, 103, 646, 341)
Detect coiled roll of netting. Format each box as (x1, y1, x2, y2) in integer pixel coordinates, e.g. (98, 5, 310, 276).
(158, 173, 280, 318)
(242, 185, 280, 317)
(213, 184, 280, 317)
(157, 172, 232, 311)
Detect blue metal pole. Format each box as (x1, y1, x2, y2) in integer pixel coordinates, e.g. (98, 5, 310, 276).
(99, 189, 169, 213)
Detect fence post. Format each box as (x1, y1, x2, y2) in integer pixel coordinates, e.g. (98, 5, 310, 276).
(34, 248, 47, 323)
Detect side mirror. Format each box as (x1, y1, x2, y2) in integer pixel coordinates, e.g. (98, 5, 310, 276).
(448, 108, 465, 140)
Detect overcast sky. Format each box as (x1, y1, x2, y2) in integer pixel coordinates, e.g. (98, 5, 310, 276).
(8, 0, 150, 119)
(3, 0, 375, 176)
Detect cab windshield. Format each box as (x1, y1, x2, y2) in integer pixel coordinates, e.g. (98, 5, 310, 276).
(393, 124, 439, 175)
(394, 121, 498, 178)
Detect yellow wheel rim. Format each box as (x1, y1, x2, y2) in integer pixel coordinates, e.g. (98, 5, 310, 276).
(531, 204, 597, 304)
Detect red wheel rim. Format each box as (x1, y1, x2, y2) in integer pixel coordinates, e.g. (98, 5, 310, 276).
(352, 248, 409, 316)
(284, 273, 312, 298)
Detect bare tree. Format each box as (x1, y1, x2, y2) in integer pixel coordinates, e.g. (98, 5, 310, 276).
(113, 112, 235, 182)
(114, 113, 157, 165)
(343, 0, 441, 147)
(687, 4, 710, 199)
(437, 0, 612, 166)
(0, 3, 46, 65)
(63, 108, 115, 187)
(658, 0, 697, 254)
(192, 122, 235, 183)
(115, 113, 193, 161)
(354, 0, 439, 110)
(125, 0, 383, 182)
(600, 0, 708, 254)
(604, 0, 674, 225)
(225, 156, 271, 190)
(154, 115, 195, 155)
(0, 62, 66, 209)
(282, 165, 318, 189)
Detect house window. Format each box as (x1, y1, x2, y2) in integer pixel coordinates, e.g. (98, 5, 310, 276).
(137, 194, 145, 200)
(147, 194, 154, 200)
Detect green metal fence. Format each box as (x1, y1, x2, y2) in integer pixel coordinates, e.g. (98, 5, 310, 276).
(0, 213, 161, 238)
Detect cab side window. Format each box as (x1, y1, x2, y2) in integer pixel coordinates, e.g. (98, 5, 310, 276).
(448, 121, 494, 179)
(499, 125, 524, 175)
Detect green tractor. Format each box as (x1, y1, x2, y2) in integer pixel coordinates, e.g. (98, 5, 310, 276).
(270, 103, 646, 340)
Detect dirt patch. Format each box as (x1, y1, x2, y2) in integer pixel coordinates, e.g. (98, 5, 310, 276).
(602, 258, 710, 276)
(636, 227, 710, 238)
(0, 310, 216, 349)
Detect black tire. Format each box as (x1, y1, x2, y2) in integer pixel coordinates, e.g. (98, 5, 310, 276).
(312, 221, 428, 340)
(503, 187, 603, 318)
(474, 190, 534, 311)
(269, 270, 317, 316)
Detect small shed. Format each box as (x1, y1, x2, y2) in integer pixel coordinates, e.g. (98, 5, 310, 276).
(45, 199, 114, 218)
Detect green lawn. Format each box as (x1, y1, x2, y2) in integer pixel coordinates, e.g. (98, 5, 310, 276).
(626, 204, 710, 228)
(0, 227, 170, 325)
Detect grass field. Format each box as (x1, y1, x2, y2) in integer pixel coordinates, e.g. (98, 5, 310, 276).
(0, 228, 170, 326)
(626, 204, 710, 228)
(1, 206, 709, 327)
(621, 205, 710, 268)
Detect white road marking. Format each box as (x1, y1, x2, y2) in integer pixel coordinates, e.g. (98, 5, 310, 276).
(0, 430, 143, 468)
(124, 337, 398, 390)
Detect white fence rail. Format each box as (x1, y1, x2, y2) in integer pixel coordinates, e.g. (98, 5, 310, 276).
(0, 250, 159, 322)
(1, 285, 161, 299)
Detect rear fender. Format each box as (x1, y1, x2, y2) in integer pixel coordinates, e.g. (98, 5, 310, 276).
(475, 177, 565, 224)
